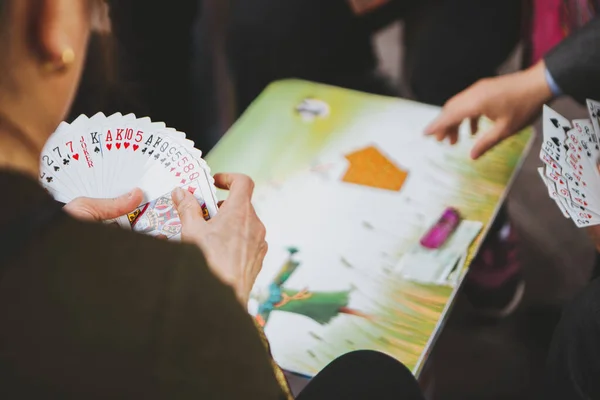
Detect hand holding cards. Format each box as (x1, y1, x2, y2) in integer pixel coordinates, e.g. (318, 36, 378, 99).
(538, 101, 600, 227)
(40, 112, 219, 240)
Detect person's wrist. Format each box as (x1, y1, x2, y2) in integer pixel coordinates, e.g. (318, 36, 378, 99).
(525, 60, 554, 105)
(208, 256, 251, 306)
(189, 238, 249, 305)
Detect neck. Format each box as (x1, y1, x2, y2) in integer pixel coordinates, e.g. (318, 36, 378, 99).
(0, 117, 42, 179)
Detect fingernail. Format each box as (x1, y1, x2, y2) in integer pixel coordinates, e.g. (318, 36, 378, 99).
(172, 187, 185, 204)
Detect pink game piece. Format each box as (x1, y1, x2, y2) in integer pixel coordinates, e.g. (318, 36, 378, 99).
(420, 207, 461, 249)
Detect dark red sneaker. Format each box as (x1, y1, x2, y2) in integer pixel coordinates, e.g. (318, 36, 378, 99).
(463, 222, 525, 318)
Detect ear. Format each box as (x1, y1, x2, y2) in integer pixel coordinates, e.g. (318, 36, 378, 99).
(33, 0, 90, 70)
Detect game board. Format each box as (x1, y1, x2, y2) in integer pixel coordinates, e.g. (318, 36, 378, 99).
(206, 79, 533, 377)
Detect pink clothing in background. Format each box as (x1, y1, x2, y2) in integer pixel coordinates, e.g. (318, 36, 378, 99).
(530, 0, 565, 64)
(530, 0, 598, 65)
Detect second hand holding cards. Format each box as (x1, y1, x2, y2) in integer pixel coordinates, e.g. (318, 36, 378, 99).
(538, 102, 600, 227)
(39, 112, 219, 240)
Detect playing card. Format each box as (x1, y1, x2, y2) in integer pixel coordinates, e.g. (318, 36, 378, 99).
(127, 180, 212, 241)
(563, 202, 600, 227)
(42, 116, 91, 199)
(544, 165, 568, 192)
(537, 167, 570, 218)
(102, 114, 138, 197)
(541, 104, 600, 227)
(71, 112, 108, 197)
(539, 148, 562, 173)
(573, 119, 599, 163)
(586, 100, 600, 147)
(542, 105, 570, 163)
(562, 125, 600, 210)
(40, 113, 220, 236)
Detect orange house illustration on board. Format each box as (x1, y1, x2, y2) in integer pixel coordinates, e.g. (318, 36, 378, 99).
(342, 145, 408, 191)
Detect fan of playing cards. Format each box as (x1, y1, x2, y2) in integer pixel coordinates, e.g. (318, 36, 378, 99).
(39, 112, 219, 240)
(538, 100, 600, 227)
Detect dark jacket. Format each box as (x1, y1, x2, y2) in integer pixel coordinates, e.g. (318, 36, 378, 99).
(545, 16, 600, 104)
(0, 170, 286, 399)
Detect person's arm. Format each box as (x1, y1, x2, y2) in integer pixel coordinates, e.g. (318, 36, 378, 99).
(0, 219, 287, 399)
(544, 16, 600, 104)
(59, 174, 293, 398)
(150, 243, 291, 399)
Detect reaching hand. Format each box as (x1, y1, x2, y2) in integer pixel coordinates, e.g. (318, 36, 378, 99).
(64, 189, 144, 221)
(425, 61, 554, 160)
(172, 173, 267, 305)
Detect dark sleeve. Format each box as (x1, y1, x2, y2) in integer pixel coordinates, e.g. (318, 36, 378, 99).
(544, 17, 600, 104)
(0, 220, 285, 399)
(149, 244, 287, 399)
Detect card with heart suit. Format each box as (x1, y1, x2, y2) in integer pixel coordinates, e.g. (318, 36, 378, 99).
(538, 103, 600, 227)
(40, 113, 219, 240)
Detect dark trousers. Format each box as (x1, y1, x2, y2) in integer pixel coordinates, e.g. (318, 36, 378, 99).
(298, 350, 425, 400)
(543, 277, 600, 399)
(228, 0, 523, 112)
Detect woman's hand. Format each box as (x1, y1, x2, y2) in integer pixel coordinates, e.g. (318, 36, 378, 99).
(172, 173, 268, 305)
(63, 189, 144, 221)
(425, 60, 554, 160)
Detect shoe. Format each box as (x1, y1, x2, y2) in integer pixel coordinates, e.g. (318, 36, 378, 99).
(463, 221, 525, 319)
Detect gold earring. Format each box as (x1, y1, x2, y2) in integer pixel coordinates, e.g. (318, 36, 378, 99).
(43, 47, 75, 72)
(60, 48, 75, 66)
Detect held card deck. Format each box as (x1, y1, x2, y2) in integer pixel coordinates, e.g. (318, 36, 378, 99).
(40, 112, 218, 241)
(538, 102, 600, 227)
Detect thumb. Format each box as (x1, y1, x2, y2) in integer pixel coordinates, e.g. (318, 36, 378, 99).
(172, 187, 207, 229)
(470, 120, 510, 160)
(64, 188, 143, 221)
